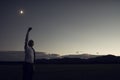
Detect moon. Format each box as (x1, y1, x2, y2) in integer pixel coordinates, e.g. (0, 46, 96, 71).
(19, 10, 24, 15)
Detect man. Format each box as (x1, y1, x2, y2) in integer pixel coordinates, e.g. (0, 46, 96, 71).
(23, 27, 35, 80)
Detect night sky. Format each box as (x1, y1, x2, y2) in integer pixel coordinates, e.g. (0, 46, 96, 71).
(1, 0, 120, 55)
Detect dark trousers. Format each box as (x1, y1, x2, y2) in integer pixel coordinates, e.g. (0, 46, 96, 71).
(23, 62, 34, 80)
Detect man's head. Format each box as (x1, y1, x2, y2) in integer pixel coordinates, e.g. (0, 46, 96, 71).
(28, 40, 34, 47)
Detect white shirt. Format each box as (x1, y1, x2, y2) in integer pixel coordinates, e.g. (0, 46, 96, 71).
(25, 46, 34, 63)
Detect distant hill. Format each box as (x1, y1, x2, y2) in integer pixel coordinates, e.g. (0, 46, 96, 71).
(36, 54, 120, 64)
(61, 54, 100, 59)
(0, 51, 119, 64)
(0, 51, 101, 61)
(88, 54, 120, 64)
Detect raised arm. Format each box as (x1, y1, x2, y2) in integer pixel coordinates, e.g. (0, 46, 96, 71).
(24, 27, 32, 49)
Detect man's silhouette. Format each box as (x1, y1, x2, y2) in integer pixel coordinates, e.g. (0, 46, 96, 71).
(23, 27, 35, 80)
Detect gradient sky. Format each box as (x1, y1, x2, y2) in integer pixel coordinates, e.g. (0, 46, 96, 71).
(1, 0, 120, 55)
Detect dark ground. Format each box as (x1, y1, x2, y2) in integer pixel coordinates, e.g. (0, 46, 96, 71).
(0, 64, 120, 80)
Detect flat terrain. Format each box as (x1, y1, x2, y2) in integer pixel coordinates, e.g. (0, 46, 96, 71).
(0, 64, 120, 80)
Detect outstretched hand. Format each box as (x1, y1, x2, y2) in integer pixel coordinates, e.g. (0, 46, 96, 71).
(28, 27, 32, 32)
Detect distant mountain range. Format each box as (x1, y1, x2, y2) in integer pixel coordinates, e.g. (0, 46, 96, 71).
(0, 51, 112, 61)
(61, 54, 101, 59)
(36, 54, 120, 64)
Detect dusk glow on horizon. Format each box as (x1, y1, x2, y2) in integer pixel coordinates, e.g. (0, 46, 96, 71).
(1, 0, 120, 55)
